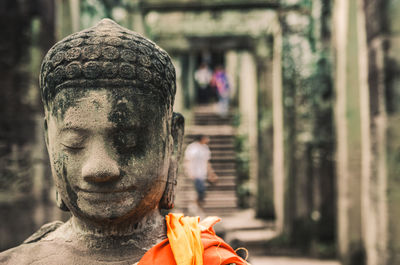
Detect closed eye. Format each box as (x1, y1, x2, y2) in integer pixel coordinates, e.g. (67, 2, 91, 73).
(59, 128, 88, 151)
(61, 143, 85, 150)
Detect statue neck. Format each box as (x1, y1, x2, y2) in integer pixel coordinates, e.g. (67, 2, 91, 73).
(69, 209, 167, 252)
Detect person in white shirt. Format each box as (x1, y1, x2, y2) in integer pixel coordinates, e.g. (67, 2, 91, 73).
(194, 63, 213, 104)
(184, 135, 217, 206)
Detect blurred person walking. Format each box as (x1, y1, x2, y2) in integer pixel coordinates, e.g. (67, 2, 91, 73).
(184, 135, 217, 207)
(194, 63, 213, 104)
(211, 65, 230, 116)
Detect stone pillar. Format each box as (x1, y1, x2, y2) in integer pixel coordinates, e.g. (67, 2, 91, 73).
(127, 0, 145, 35)
(255, 36, 275, 219)
(225, 50, 239, 105)
(272, 25, 285, 233)
(187, 51, 196, 107)
(281, 10, 315, 243)
(334, 0, 365, 263)
(55, 0, 73, 39)
(358, 0, 398, 264)
(385, 2, 400, 262)
(0, 0, 58, 250)
(281, 0, 335, 253)
(69, 0, 80, 32)
(238, 51, 258, 200)
(171, 55, 184, 113)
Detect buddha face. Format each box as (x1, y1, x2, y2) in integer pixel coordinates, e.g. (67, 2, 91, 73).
(46, 88, 173, 224)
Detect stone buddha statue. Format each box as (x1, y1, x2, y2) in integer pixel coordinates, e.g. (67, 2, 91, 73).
(0, 19, 247, 265)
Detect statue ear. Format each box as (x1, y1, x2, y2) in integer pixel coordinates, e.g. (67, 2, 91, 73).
(159, 112, 184, 209)
(56, 190, 70, 212)
(44, 117, 49, 148)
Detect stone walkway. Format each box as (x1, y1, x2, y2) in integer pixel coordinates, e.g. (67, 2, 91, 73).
(251, 256, 341, 265)
(175, 104, 342, 265)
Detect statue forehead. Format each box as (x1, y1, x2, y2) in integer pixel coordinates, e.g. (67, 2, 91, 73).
(40, 19, 176, 111)
(49, 88, 164, 120)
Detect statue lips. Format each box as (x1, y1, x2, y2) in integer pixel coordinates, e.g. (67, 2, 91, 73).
(76, 186, 136, 202)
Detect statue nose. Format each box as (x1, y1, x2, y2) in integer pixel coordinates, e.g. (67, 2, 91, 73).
(82, 144, 120, 183)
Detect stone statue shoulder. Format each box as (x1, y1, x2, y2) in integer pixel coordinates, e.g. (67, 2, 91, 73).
(23, 221, 64, 244)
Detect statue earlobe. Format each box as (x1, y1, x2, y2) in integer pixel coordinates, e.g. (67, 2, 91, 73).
(56, 190, 70, 212)
(159, 112, 184, 209)
(44, 117, 49, 148)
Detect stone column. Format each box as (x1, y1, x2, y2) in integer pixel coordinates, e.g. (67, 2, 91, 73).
(187, 51, 196, 107)
(225, 50, 239, 105)
(334, 0, 365, 263)
(238, 51, 258, 200)
(272, 26, 285, 233)
(69, 0, 80, 32)
(127, 0, 145, 35)
(171, 55, 184, 113)
(385, 2, 400, 262)
(55, 0, 73, 39)
(0, 0, 58, 250)
(280, 0, 335, 252)
(358, 0, 396, 264)
(255, 36, 275, 220)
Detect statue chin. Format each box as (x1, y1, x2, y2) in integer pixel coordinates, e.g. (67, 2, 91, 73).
(73, 194, 139, 223)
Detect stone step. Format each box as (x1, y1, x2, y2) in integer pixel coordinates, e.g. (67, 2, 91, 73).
(183, 140, 234, 145)
(181, 179, 236, 187)
(180, 175, 236, 183)
(185, 135, 234, 141)
(210, 153, 236, 158)
(228, 229, 279, 257)
(181, 178, 236, 186)
(175, 201, 238, 212)
(179, 105, 240, 219)
(185, 133, 234, 138)
(221, 209, 275, 231)
(211, 168, 236, 175)
(210, 151, 236, 156)
(193, 119, 232, 124)
(185, 126, 234, 136)
(201, 208, 239, 217)
(249, 257, 341, 265)
(176, 198, 237, 208)
(178, 189, 237, 198)
(209, 146, 235, 152)
(212, 172, 236, 177)
(193, 115, 232, 119)
(210, 160, 236, 166)
(194, 112, 234, 117)
(210, 156, 236, 162)
(174, 206, 239, 218)
(219, 210, 279, 257)
(192, 121, 232, 126)
(180, 183, 236, 191)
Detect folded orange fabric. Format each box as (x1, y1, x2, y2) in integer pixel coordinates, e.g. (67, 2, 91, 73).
(138, 213, 248, 265)
(165, 213, 203, 265)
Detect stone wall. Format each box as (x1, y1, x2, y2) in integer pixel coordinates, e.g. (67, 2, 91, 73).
(361, 0, 400, 264)
(334, 0, 400, 264)
(386, 1, 400, 263)
(280, 0, 336, 255)
(0, 0, 67, 251)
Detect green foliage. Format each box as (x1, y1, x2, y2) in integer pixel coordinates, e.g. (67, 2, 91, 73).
(231, 111, 241, 128)
(281, 6, 336, 255)
(234, 130, 251, 208)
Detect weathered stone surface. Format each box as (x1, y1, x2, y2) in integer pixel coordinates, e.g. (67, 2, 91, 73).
(281, 0, 335, 255)
(0, 0, 61, 252)
(0, 19, 184, 264)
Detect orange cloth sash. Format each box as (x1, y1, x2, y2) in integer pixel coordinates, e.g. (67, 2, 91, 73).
(138, 213, 248, 265)
(166, 213, 203, 265)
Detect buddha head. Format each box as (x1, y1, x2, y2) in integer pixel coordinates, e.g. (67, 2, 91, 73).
(40, 19, 184, 227)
